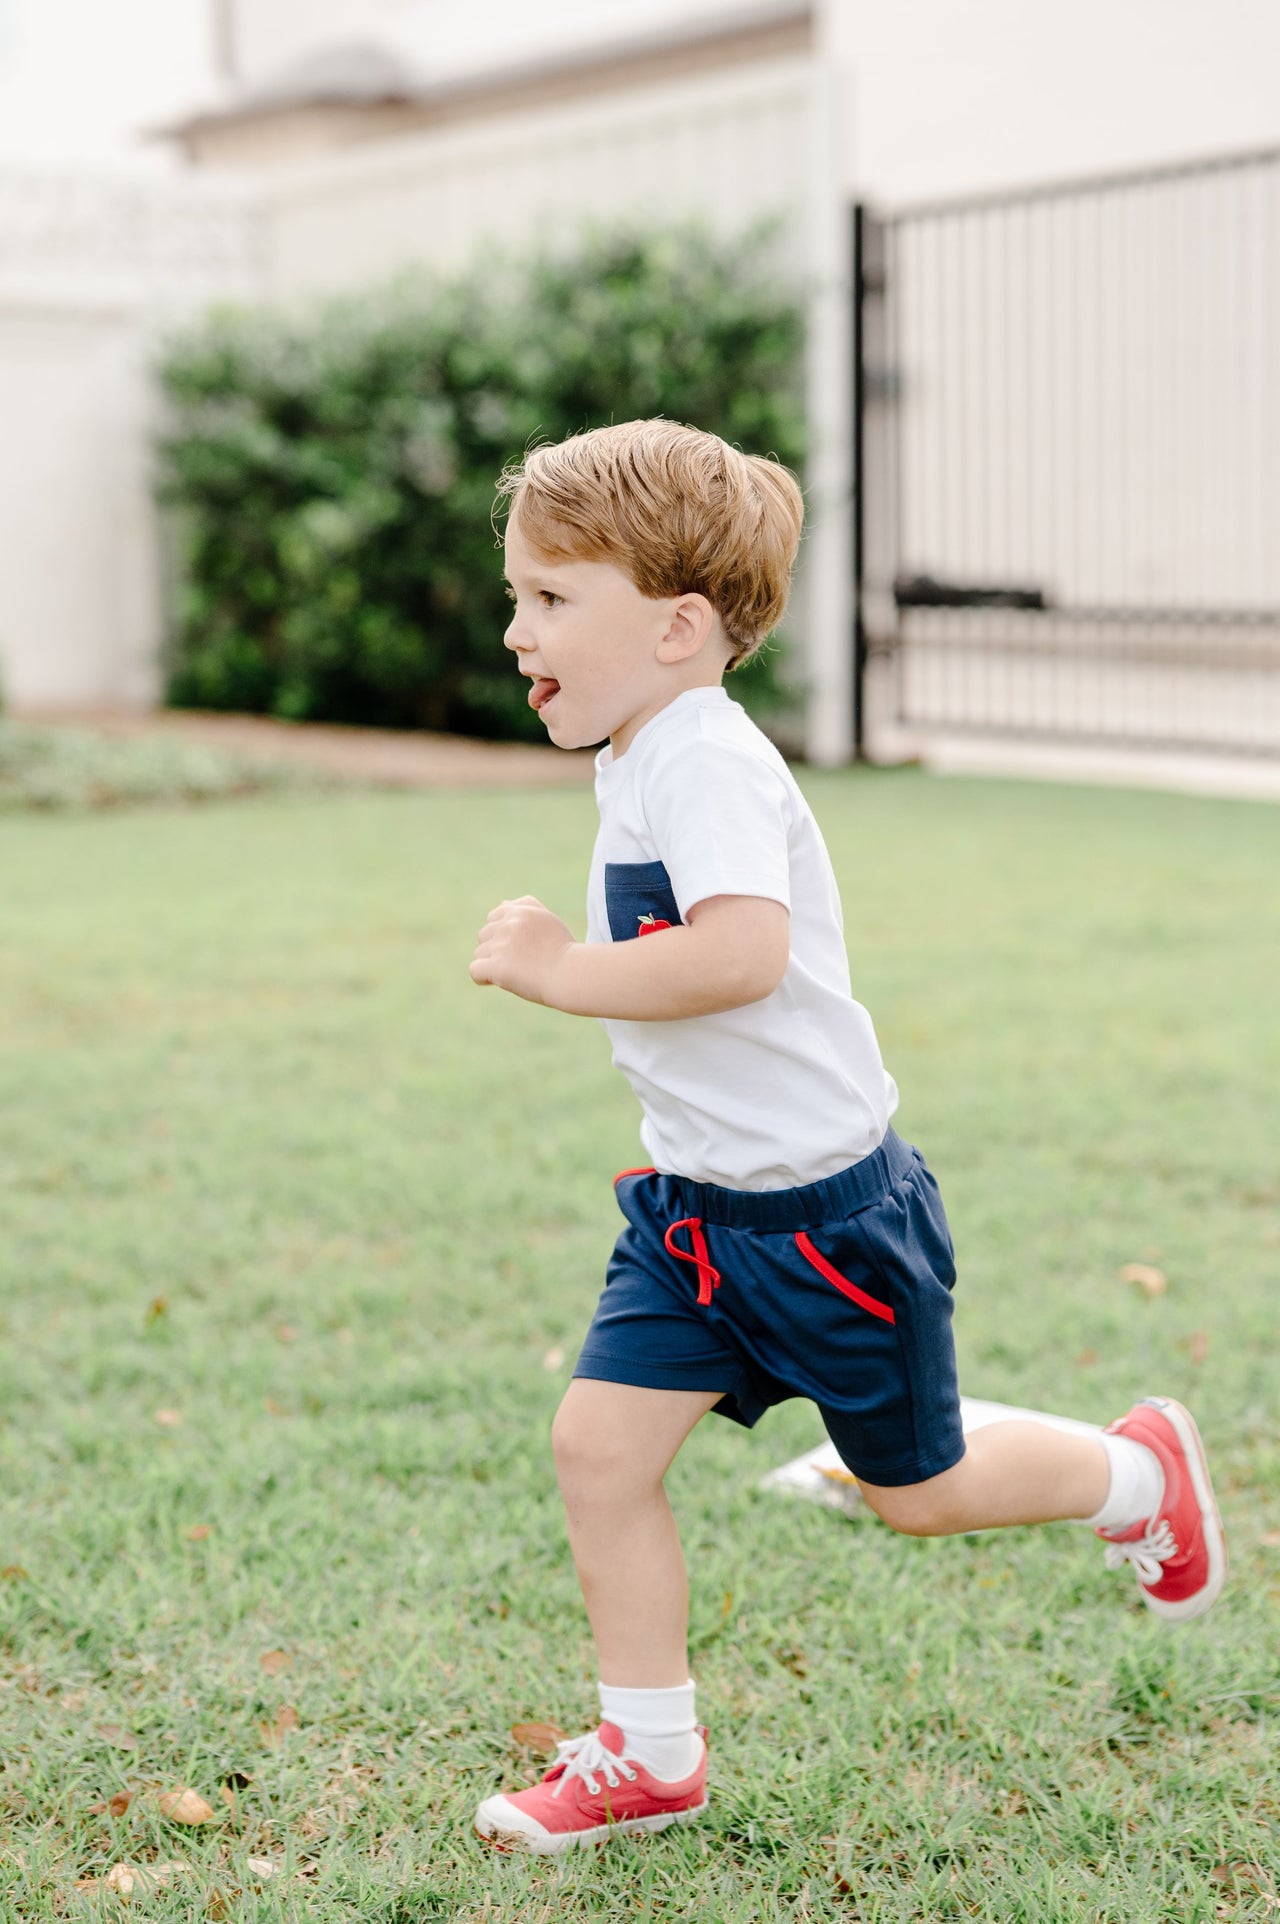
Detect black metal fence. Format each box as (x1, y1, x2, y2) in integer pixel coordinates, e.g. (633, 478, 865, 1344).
(855, 148, 1280, 758)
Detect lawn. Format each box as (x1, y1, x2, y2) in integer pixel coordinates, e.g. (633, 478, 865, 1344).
(0, 769, 1277, 1923)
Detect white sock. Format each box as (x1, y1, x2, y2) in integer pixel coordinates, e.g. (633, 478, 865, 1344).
(597, 1679, 702, 1782)
(1077, 1433, 1164, 1531)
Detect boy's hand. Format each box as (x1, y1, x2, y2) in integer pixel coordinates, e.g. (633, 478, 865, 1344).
(470, 892, 789, 1021)
(470, 896, 575, 1005)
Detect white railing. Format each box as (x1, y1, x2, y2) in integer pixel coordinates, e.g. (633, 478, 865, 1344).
(0, 165, 263, 307)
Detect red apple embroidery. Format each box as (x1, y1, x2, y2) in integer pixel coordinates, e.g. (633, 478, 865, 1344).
(637, 913, 671, 936)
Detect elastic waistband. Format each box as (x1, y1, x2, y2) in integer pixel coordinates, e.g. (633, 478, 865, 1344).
(669, 1130, 915, 1231)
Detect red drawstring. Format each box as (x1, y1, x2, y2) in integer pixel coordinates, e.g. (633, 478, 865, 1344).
(663, 1216, 721, 1306)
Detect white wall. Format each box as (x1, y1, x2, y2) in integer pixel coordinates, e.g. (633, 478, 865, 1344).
(258, 56, 814, 294)
(0, 302, 158, 706)
(0, 0, 211, 168)
(829, 0, 1280, 205)
(0, 171, 260, 709)
(231, 0, 782, 91)
(1, 0, 1277, 191)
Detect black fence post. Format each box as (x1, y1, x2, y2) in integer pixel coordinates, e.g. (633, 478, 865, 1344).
(851, 202, 868, 758)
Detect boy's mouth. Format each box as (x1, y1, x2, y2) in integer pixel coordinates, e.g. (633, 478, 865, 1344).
(529, 677, 561, 712)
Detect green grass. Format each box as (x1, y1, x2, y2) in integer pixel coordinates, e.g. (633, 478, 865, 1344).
(0, 769, 1277, 1923)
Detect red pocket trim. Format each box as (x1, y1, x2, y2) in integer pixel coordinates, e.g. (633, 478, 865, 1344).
(794, 1231, 897, 1324)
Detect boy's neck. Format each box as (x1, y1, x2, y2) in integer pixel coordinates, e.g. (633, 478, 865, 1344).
(610, 669, 727, 758)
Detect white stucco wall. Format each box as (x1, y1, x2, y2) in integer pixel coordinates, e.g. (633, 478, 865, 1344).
(4, 0, 1278, 193)
(828, 0, 1280, 204)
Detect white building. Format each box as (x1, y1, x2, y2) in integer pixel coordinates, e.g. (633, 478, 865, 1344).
(1, 0, 1277, 764)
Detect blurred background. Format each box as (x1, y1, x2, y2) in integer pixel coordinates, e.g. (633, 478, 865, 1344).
(1, 0, 1278, 784)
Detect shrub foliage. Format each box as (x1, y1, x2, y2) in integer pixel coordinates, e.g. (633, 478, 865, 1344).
(155, 227, 805, 740)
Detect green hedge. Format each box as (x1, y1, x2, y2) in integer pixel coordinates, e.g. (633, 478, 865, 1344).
(155, 225, 806, 741)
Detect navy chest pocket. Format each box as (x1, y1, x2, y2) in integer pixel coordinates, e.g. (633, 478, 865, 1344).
(604, 860, 683, 943)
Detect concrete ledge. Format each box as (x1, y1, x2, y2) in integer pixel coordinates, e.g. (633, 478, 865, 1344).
(868, 725, 1280, 804)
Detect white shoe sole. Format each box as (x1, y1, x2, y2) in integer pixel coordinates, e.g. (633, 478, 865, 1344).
(475, 1796, 708, 1854)
(1137, 1396, 1227, 1622)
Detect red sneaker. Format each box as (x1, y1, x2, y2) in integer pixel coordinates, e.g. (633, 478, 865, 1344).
(1097, 1397, 1226, 1621)
(474, 1721, 708, 1853)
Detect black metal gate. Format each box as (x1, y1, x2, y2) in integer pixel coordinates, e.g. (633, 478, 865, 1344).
(854, 148, 1280, 758)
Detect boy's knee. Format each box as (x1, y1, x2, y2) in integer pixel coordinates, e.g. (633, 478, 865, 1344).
(551, 1398, 642, 1501)
(860, 1477, 961, 1538)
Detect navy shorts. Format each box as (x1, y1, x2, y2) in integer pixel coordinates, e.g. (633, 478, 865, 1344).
(573, 1130, 964, 1487)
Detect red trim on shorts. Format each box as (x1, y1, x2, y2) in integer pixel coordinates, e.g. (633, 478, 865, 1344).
(663, 1217, 722, 1306)
(794, 1230, 897, 1324)
(613, 1166, 658, 1186)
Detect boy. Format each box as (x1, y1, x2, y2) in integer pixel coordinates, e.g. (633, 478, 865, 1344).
(468, 420, 1225, 1853)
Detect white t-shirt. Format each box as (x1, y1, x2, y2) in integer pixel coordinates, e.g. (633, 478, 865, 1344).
(587, 685, 898, 1190)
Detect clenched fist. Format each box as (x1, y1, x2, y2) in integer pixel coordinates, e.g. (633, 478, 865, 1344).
(469, 895, 576, 1006)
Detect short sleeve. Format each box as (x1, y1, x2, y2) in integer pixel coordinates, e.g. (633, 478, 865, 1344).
(641, 735, 792, 919)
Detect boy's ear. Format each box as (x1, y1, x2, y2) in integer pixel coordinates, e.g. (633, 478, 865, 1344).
(655, 593, 719, 664)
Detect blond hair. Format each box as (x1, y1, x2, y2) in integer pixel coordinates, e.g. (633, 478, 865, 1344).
(495, 419, 804, 663)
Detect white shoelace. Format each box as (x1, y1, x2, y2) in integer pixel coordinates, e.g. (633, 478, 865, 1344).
(549, 1731, 639, 1801)
(1103, 1516, 1178, 1585)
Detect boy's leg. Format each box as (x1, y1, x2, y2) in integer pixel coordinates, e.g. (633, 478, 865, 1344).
(551, 1378, 722, 1686)
(856, 1399, 1225, 1621)
(857, 1419, 1109, 1532)
(551, 1378, 723, 1685)
(474, 1379, 721, 1852)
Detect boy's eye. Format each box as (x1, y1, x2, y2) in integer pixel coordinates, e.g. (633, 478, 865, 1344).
(539, 591, 563, 608)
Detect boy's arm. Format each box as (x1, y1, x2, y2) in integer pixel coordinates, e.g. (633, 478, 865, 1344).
(469, 893, 789, 1019)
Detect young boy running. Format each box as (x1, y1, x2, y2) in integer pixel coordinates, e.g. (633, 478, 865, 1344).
(468, 419, 1225, 1853)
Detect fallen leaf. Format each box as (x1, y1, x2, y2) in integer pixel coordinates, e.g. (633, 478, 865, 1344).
(542, 1345, 565, 1370)
(274, 1324, 300, 1344)
(1119, 1262, 1167, 1296)
(145, 1296, 169, 1322)
(158, 1786, 215, 1824)
(1, 1565, 27, 1580)
(246, 1857, 276, 1878)
(95, 1724, 140, 1751)
(1211, 1861, 1274, 1893)
(258, 1649, 291, 1675)
(721, 1590, 734, 1618)
(88, 1791, 133, 1818)
(154, 1408, 183, 1428)
(223, 1770, 253, 1789)
(259, 1704, 300, 1747)
(104, 1860, 189, 1895)
(206, 1887, 235, 1920)
(1187, 1330, 1211, 1364)
(1074, 1348, 1099, 1367)
(186, 1524, 212, 1542)
(510, 1721, 566, 1754)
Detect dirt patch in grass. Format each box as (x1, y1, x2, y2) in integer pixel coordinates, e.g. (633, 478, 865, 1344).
(10, 708, 595, 791)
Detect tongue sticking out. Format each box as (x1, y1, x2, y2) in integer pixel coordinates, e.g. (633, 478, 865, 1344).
(529, 677, 561, 711)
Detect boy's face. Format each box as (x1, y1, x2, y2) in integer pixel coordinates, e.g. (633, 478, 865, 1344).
(503, 519, 712, 756)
